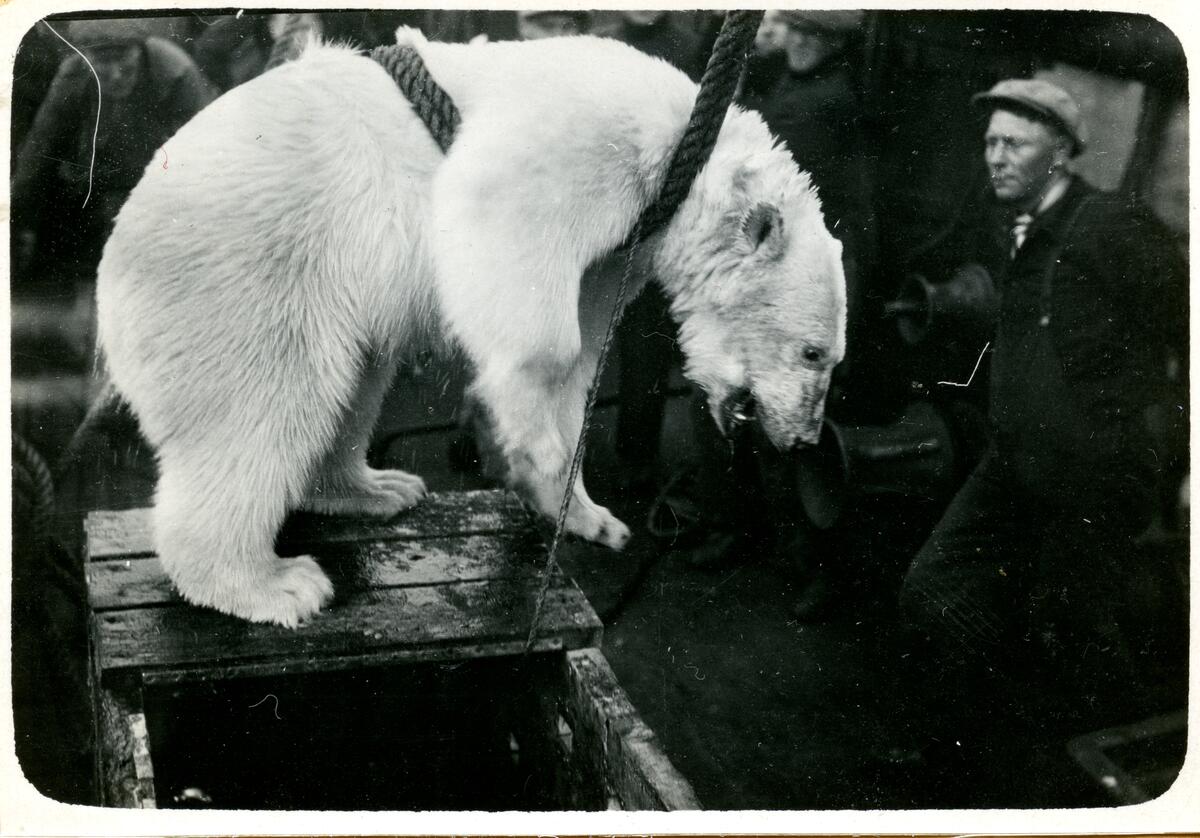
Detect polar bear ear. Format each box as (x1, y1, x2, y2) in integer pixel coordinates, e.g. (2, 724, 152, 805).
(732, 159, 765, 197)
(743, 202, 785, 259)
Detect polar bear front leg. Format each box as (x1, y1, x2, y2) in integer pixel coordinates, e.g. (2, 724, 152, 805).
(471, 349, 631, 551)
(301, 352, 427, 518)
(433, 158, 630, 550)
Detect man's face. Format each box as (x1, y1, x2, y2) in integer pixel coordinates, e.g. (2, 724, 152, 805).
(622, 10, 666, 26)
(518, 12, 587, 39)
(984, 109, 1070, 206)
(83, 43, 142, 100)
(783, 27, 837, 74)
(755, 11, 789, 55)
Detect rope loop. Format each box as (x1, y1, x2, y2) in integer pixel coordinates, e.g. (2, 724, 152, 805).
(636, 11, 764, 235)
(371, 45, 462, 154)
(13, 433, 56, 547)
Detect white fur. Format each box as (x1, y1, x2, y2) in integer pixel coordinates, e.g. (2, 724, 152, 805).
(96, 31, 846, 626)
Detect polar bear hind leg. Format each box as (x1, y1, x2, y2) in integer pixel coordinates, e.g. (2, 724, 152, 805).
(301, 350, 427, 518)
(152, 426, 334, 628)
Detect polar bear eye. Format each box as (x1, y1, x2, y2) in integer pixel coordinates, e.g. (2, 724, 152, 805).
(801, 346, 826, 365)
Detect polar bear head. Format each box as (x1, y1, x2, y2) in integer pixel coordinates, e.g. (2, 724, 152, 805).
(653, 107, 846, 450)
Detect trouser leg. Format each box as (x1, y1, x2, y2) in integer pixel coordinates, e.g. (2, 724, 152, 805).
(896, 452, 1042, 743)
(1030, 478, 1162, 733)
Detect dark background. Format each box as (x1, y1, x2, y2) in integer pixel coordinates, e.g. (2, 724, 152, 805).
(8, 7, 1190, 812)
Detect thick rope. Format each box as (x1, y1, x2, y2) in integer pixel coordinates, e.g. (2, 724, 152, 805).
(370, 45, 462, 154)
(524, 11, 763, 651)
(636, 10, 764, 236)
(262, 15, 461, 154)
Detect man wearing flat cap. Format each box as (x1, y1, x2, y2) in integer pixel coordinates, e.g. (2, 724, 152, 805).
(891, 78, 1187, 803)
(12, 18, 217, 290)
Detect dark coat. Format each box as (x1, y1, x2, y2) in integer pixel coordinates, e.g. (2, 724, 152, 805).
(12, 37, 217, 230)
(739, 56, 872, 253)
(984, 178, 1186, 426)
(610, 18, 705, 81)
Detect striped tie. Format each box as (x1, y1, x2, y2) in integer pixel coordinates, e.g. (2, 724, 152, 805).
(1010, 213, 1034, 258)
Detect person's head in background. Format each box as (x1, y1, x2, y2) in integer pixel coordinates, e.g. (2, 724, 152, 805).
(517, 10, 592, 40)
(769, 10, 863, 74)
(973, 79, 1086, 211)
(66, 19, 152, 101)
(754, 9, 791, 57)
(620, 10, 667, 28)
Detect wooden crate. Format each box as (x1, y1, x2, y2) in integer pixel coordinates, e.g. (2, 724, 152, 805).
(85, 489, 698, 811)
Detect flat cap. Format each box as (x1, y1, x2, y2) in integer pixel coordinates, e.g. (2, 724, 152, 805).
(973, 77, 1087, 155)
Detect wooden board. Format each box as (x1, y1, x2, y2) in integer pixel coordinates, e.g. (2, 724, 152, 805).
(94, 682, 156, 808)
(88, 532, 543, 610)
(564, 648, 701, 810)
(94, 581, 600, 679)
(85, 489, 530, 560)
(86, 490, 601, 683)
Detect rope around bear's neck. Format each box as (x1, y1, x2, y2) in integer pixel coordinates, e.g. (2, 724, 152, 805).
(370, 45, 462, 154)
(523, 11, 764, 651)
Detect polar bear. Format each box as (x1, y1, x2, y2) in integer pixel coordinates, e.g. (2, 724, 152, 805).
(96, 30, 846, 627)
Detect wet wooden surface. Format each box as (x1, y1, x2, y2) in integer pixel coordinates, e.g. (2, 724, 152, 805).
(85, 488, 530, 560)
(87, 490, 602, 682)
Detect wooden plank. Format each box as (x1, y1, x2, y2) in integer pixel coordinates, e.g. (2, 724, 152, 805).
(94, 580, 602, 679)
(95, 683, 157, 808)
(564, 648, 700, 811)
(85, 489, 531, 560)
(139, 637, 573, 686)
(85, 508, 154, 561)
(87, 531, 543, 611)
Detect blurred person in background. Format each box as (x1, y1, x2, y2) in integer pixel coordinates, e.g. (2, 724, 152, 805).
(516, 9, 592, 40)
(740, 9, 872, 314)
(604, 10, 704, 79)
(190, 12, 281, 92)
(11, 17, 217, 293)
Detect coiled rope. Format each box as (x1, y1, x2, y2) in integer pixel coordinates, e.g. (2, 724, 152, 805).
(524, 11, 764, 651)
(13, 433, 56, 546)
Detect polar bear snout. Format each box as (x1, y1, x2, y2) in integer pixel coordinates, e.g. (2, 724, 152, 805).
(753, 366, 832, 452)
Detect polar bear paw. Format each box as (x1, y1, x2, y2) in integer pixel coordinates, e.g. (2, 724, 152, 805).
(233, 556, 334, 628)
(303, 468, 427, 519)
(566, 502, 631, 550)
(174, 555, 335, 628)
